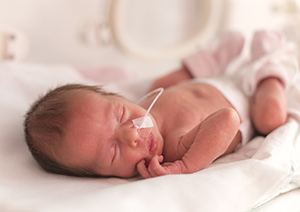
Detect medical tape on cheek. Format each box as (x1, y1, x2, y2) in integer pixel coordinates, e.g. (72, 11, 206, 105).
(132, 88, 164, 129)
(132, 116, 153, 129)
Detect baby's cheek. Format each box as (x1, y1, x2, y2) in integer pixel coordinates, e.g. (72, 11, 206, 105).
(117, 163, 138, 178)
(123, 155, 143, 177)
(126, 166, 139, 178)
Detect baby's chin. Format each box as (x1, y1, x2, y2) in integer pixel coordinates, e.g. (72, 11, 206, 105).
(157, 139, 164, 155)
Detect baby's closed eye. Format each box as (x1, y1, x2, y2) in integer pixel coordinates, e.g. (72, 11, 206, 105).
(110, 143, 117, 164)
(119, 105, 129, 124)
(117, 105, 124, 123)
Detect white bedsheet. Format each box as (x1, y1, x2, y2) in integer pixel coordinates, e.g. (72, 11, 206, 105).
(1, 62, 300, 212)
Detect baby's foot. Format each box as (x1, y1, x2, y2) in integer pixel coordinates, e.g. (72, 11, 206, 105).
(250, 77, 287, 135)
(251, 30, 284, 61)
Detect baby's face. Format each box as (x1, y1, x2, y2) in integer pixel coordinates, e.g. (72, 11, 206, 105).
(59, 90, 164, 177)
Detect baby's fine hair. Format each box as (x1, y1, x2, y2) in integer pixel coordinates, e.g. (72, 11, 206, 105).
(24, 83, 116, 177)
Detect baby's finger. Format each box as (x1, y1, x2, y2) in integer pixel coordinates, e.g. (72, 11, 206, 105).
(137, 159, 151, 179)
(158, 155, 164, 163)
(148, 155, 167, 177)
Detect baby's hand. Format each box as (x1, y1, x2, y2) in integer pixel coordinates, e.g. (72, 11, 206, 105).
(137, 155, 183, 178)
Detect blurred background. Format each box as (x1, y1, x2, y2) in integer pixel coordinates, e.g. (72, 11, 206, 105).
(0, 0, 299, 79)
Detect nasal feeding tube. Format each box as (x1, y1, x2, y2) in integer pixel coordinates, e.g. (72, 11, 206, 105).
(132, 88, 164, 129)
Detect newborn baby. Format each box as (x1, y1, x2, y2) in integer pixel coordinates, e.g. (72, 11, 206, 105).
(24, 30, 298, 178)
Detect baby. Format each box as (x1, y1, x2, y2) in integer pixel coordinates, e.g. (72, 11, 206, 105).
(24, 30, 298, 178)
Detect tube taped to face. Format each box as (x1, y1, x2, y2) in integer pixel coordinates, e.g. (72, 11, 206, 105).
(132, 116, 153, 129)
(132, 88, 164, 129)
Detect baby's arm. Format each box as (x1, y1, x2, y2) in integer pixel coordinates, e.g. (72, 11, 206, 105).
(137, 108, 240, 178)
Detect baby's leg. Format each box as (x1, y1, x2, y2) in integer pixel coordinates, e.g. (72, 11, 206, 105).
(251, 30, 283, 61)
(151, 32, 245, 90)
(250, 77, 287, 135)
(182, 31, 244, 78)
(213, 31, 245, 72)
(249, 30, 288, 135)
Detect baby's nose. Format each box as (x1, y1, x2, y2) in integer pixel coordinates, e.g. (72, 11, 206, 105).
(119, 125, 139, 147)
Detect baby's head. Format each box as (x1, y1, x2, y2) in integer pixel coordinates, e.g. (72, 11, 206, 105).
(24, 84, 163, 178)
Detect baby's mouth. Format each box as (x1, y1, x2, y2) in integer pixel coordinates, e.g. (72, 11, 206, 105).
(147, 133, 158, 154)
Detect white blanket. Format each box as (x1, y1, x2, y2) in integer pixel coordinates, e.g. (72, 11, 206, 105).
(1, 62, 300, 212)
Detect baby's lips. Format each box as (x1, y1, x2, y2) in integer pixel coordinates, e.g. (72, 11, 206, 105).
(147, 133, 158, 154)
